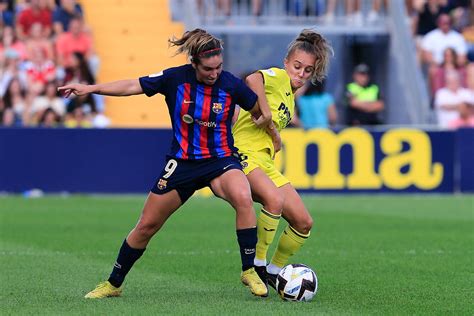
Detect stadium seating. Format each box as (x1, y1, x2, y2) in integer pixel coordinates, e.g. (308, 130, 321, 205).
(80, 0, 185, 127)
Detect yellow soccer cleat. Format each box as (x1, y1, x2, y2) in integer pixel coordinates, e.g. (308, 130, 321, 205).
(84, 281, 122, 299)
(241, 267, 268, 297)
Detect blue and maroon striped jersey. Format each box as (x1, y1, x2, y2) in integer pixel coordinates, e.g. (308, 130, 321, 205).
(139, 64, 257, 160)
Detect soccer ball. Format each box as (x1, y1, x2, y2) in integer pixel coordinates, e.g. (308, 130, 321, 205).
(275, 263, 318, 302)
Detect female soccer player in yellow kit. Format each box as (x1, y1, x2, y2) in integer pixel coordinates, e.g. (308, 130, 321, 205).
(232, 29, 333, 289)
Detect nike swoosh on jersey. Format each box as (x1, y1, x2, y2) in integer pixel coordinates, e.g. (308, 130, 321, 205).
(264, 228, 276, 232)
(286, 92, 291, 96)
(223, 164, 235, 170)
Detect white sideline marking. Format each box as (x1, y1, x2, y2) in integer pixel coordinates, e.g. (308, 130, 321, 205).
(0, 249, 241, 257)
(1, 249, 470, 258)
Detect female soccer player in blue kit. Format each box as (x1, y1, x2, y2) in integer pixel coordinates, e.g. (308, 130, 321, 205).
(59, 28, 268, 298)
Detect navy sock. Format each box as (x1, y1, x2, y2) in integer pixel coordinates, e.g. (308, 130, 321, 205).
(108, 239, 145, 287)
(236, 227, 257, 271)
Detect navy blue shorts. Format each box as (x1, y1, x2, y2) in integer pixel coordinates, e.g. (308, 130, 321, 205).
(150, 154, 243, 203)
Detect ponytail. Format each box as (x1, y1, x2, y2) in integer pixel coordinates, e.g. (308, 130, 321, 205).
(168, 28, 223, 64)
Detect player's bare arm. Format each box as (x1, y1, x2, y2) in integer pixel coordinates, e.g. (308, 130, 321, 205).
(58, 79, 143, 98)
(248, 101, 264, 120)
(266, 121, 282, 157)
(245, 72, 272, 128)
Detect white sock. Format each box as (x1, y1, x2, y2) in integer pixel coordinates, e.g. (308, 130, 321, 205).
(254, 258, 267, 267)
(267, 263, 282, 275)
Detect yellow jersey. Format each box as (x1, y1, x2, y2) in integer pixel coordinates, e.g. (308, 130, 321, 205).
(233, 67, 294, 157)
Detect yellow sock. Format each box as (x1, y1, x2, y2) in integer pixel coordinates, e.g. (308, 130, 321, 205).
(255, 208, 281, 262)
(270, 225, 310, 268)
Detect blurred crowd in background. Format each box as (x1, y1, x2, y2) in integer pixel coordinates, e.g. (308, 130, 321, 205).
(410, 0, 474, 129)
(0, 0, 109, 128)
(194, 0, 474, 129)
(1, 0, 473, 129)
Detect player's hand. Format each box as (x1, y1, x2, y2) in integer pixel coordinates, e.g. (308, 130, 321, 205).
(57, 83, 92, 98)
(252, 112, 272, 128)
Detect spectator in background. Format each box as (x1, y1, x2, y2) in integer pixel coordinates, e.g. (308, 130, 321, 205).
(286, 0, 322, 17)
(37, 106, 62, 127)
(2, 77, 31, 126)
(446, 0, 471, 32)
(421, 13, 468, 67)
(325, 0, 362, 24)
(24, 45, 56, 95)
(295, 80, 337, 129)
(0, 97, 14, 126)
(62, 51, 95, 86)
(55, 16, 94, 69)
(430, 47, 468, 95)
(52, 0, 83, 34)
(367, 0, 388, 23)
(65, 88, 95, 117)
(324, 0, 387, 24)
(448, 101, 474, 129)
(63, 101, 92, 128)
(1, 0, 16, 27)
(30, 81, 65, 124)
(345, 63, 384, 126)
(0, 52, 29, 98)
(25, 22, 55, 61)
(413, 0, 447, 38)
(251, 0, 263, 16)
(61, 51, 110, 127)
(16, 0, 53, 39)
(61, 52, 98, 114)
(0, 26, 28, 62)
(434, 70, 473, 128)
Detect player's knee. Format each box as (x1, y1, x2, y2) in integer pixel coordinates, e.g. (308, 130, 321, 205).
(263, 193, 284, 214)
(231, 189, 253, 210)
(293, 214, 313, 235)
(135, 221, 161, 240)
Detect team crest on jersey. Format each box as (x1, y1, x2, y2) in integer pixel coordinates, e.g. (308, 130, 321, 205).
(212, 103, 223, 114)
(157, 178, 167, 190)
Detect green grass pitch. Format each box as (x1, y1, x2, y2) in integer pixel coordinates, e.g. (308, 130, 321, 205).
(1, 195, 473, 315)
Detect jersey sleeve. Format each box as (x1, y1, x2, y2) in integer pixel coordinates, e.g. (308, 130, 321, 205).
(258, 68, 279, 91)
(233, 77, 257, 111)
(138, 68, 173, 97)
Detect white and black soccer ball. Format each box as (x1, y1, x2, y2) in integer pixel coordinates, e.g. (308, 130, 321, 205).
(276, 263, 318, 302)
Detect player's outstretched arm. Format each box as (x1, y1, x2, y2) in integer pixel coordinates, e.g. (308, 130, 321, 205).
(58, 79, 143, 98)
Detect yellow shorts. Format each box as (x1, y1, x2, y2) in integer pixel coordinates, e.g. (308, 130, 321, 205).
(239, 149, 290, 188)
